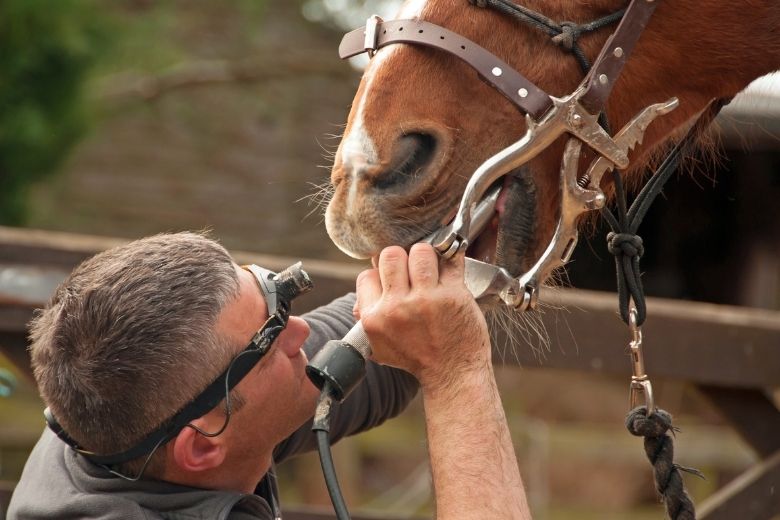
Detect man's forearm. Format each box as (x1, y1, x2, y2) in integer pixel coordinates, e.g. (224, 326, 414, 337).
(422, 363, 532, 520)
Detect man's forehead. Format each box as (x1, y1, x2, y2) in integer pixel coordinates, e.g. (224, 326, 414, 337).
(217, 265, 269, 341)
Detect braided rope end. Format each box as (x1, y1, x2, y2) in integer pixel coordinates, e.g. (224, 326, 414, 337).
(626, 406, 699, 520)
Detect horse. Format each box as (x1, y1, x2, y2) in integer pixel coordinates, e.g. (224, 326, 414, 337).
(324, 0, 780, 298)
(319, 2, 780, 516)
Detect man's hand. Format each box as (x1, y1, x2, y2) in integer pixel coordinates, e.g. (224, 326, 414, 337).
(354, 243, 533, 519)
(354, 243, 490, 389)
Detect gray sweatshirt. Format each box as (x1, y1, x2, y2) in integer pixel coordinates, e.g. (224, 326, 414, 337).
(7, 294, 419, 519)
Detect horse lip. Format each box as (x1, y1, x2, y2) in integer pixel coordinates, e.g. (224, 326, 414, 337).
(495, 167, 537, 277)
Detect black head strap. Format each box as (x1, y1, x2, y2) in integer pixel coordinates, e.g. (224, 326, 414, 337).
(44, 315, 286, 467)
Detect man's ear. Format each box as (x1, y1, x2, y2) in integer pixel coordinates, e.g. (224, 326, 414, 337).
(170, 419, 227, 473)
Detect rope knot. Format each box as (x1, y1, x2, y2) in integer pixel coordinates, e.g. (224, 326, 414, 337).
(607, 232, 644, 258)
(625, 406, 672, 438)
(468, 0, 488, 7)
(551, 22, 580, 50)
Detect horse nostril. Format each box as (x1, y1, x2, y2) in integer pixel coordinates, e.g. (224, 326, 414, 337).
(373, 132, 437, 190)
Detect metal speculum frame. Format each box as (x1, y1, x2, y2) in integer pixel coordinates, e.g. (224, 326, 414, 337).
(429, 95, 679, 310)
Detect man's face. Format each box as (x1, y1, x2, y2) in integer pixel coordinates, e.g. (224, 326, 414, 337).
(214, 264, 317, 466)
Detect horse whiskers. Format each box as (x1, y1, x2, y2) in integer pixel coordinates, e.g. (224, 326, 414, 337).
(388, 214, 428, 238)
(322, 131, 345, 140)
(546, 266, 572, 293)
(483, 262, 586, 366)
(297, 181, 334, 221)
(538, 280, 582, 357)
(486, 302, 551, 366)
(314, 137, 338, 163)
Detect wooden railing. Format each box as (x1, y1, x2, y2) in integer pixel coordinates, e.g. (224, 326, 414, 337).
(1, 226, 778, 519)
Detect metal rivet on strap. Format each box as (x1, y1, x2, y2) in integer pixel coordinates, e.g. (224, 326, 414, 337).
(613, 47, 624, 58)
(599, 74, 608, 85)
(518, 88, 528, 98)
(492, 67, 503, 77)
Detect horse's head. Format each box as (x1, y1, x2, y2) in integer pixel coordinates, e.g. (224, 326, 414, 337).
(326, 0, 780, 287)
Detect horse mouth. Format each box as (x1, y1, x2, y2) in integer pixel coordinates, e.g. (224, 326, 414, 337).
(464, 168, 538, 277)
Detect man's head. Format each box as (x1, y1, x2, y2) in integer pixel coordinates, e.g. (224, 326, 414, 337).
(31, 233, 317, 491)
(30, 233, 241, 459)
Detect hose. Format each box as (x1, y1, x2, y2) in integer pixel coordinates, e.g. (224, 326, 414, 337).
(312, 382, 351, 520)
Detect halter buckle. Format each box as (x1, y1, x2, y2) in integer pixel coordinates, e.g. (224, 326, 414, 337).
(364, 15, 383, 58)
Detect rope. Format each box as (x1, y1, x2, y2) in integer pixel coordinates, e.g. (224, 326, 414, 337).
(605, 100, 729, 519)
(468, 0, 625, 74)
(626, 407, 704, 520)
(600, 166, 648, 325)
(600, 98, 730, 326)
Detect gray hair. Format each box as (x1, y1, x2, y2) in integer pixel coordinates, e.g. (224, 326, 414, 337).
(30, 232, 241, 459)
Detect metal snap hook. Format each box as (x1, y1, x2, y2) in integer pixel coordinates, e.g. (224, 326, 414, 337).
(630, 378, 654, 415)
(627, 306, 654, 415)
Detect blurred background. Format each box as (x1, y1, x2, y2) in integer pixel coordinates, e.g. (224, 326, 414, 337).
(0, 1, 778, 518)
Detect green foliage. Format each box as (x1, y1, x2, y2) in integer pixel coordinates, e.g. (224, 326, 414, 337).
(0, 0, 108, 224)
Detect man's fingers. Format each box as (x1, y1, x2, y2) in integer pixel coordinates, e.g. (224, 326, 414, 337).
(378, 246, 410, 295)
(439, 250, 466, 286)
(408, 243, 439, 290)
(355, 269, 382, 318)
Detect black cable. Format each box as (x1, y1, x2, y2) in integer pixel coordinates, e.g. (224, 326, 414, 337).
(313, 383, 351, 520)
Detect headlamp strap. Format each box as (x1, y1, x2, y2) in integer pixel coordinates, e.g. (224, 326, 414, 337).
(43, 315, 286, 467)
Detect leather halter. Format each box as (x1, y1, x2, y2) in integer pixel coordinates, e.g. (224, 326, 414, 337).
(339, 0, 660, 120)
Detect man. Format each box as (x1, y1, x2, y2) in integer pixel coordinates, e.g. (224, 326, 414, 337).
(9, 232, 530, 519)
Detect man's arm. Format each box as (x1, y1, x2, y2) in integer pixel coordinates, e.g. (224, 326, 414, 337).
(357, 244, 532, 519)
(421, 361, 529, 519)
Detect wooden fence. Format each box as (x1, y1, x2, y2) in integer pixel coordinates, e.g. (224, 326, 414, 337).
(0, 226, 778, 519)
